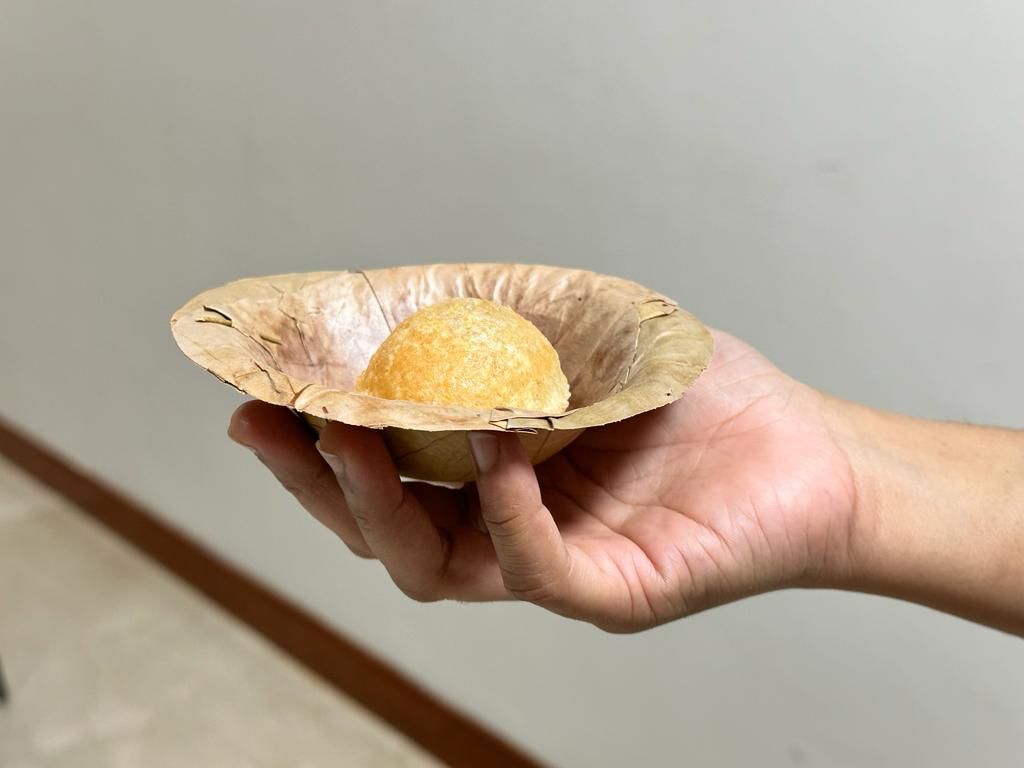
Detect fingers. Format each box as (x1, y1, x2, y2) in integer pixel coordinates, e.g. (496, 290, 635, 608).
(467, 432, 573, 606)
(228, 403, 570, 607)
(318, 422, 506, 602)
(227, 402, 372, 558)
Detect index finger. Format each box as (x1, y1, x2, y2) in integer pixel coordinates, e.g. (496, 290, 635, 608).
(318, 423, 506, 602)
(466, 432, 573, 604)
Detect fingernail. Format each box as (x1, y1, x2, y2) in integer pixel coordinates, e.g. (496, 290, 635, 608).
(316, 441, 348, 485)
(467, 432, 499, 474)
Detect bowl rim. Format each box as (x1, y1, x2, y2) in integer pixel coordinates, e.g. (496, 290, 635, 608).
(170, 263, 714, 432)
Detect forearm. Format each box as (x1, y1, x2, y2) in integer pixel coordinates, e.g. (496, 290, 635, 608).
(830, 399, 1024, 635)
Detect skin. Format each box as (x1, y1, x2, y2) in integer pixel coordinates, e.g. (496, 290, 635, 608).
(227, 329, 1024, 635)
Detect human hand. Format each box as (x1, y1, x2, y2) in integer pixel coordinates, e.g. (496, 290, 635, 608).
(228, 330, 860, 632)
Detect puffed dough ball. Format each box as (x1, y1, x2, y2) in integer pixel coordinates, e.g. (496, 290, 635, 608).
(356, 298, 571, 412)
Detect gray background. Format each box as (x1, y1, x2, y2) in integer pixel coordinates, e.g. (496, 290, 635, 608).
(3, 2, 1023, 766)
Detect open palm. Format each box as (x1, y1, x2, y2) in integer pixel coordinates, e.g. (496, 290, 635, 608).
(230, 330, 858, 632)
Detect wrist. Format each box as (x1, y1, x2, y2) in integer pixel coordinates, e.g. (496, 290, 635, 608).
(826, 397, 1024, 633)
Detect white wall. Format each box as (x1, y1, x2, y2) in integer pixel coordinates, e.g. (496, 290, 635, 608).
(3, 2, 1023, 766)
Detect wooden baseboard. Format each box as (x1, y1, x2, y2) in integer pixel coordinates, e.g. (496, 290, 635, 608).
(0, 414, 546, 768)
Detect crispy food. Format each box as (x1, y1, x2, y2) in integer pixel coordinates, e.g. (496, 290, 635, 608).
(356, 297, 570, 412)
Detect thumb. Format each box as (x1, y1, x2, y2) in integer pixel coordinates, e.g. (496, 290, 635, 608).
(467, 432, 571, 605)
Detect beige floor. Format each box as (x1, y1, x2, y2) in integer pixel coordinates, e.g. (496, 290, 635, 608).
(0, 456, 444, 768)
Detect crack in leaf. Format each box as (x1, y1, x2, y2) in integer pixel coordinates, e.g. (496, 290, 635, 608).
(620, 299, 678, 388)
(248, 362, 283, 396)
(289, 381, 317, 407)
(278, 301, 315, 367)
(359, 270, 393, 332)
(199, 306, 233, 326)
(196, 316, 232, 327)
(198, 305, 279, 361)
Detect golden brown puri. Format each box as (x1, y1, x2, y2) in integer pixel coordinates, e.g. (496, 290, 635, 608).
(356, 298, 571, 413)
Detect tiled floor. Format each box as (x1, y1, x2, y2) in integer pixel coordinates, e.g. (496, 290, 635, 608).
(0, 456, 443, 768)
